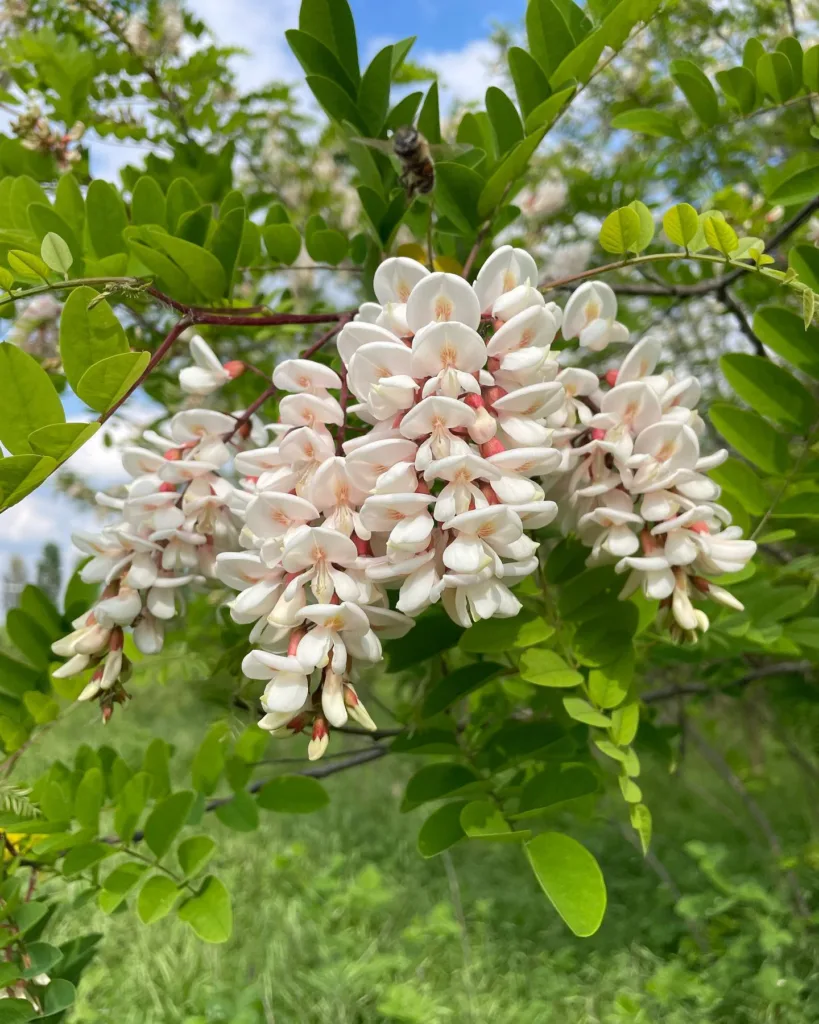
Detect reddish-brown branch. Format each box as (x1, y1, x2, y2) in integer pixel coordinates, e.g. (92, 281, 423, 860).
(99, 316, 193, 425)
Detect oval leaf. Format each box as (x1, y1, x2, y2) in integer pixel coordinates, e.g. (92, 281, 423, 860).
(525, 831, 607, 936)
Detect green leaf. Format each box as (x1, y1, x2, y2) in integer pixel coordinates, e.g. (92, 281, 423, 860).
(790, 245, 819, 292)
(460, 800, 520, 841)
(286, 28, 357, 99)
(753, 306, 819, 375)
(627, 200, 654, 252)
(525, 832, 607, 936)
(630, 802, 652, 854)
(709, 403, 790, 475)
(215, 789, 259, 832)
(770, 493, 819, 518)
(720, 353, 817, 433)
(599, 206, 641, 254)
(588, 651, 634, 708)
(417, 81, 441, 144)
(59, 286, 129, 394)
(131, 176, 167, 228)
(421, 662, 503, 718)
(304, 227, 348, 266)
(358, 45, 393, 135)
(54, 173, 84, 237)
(0, 455, 56, 511)
(769, 164, 819, 206)
(76, 351, 149, 414)
(662, 202, 700, 248)
(611, 108, 684, 140)
(177, 875, 235, 945)
(573, 604, 637, 666)
(805, 44, 819, 92)
(256, 775, 330, 813)
(21, 942, 61, 980)
(6, 608, 50, 667)
(191, 724, 226, 795)
(527, 0, 575, 78)
(28, 205, 83, 274)
(22, 690, 57, 725)
(86, 179, 128, 258)
(262, 224, 302, 265)
(755, 51, 796, 103)
(777, 37, 803, 87)
(209, 207, 245, 294)
(0, 343, 64, 455)
(40, 232, 72, 275)
(520, 649, 584, 688)
(386, 609, 463, 671)
(460, 612, 553, 653)
(401, 764, 481, 813)
(113, 771, 152, 844)
(709, 459, 769, 517)
(140, 229, 227, 299)
(562, 697, 611, 728)
(385, 90, 424, 132)
(306, 75, 367, 132)
(477, 126, 547, 218)
(19, 584, 63, 640)
(610, 702, 639, 745)
(142, 738, 171, 799)
(670, 58, 720, 126)
(715, 66, 757, 115)
(524, 85, 576, 134)
(177, 835, 216, 879)
(507, 46, 551, 120)
(74, 767, 104, 829)
(165, 178, 201, 234)
(28, 422, 99, 463)
(143, 790, 196, 860)
(486, 86, 524, 155)
(0, 1001, 37, 1022)
(7, 250, 50, 283)
(433, 162, 484, 234)
(62, 842, 114, 878)
(516, 765, 599, 818)
(98, 861, 148, 914)
(417, 800, 469, 858)
(702, 212, 738, 256)
(137, 874, 181, 925)
(299, 0, 359, 87)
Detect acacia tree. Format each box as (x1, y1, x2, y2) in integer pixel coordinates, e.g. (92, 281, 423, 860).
(0, 0, 817, 1014)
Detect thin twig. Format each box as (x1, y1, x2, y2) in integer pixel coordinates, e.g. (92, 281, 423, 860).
(718, 286, 765, 357)
(642, 661, 812, 703)
(687, 722, 809, 916)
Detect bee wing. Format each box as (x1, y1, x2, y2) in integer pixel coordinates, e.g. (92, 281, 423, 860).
(349, 136, 396, 156)
(428, 142, 473, 159)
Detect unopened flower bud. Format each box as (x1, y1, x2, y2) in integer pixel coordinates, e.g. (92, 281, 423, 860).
(480, 438, 506, 458)
(223, 360, 245, 379)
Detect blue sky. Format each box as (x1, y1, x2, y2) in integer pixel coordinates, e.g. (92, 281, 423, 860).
(2, 1, 527, 578)
(349, 0, 525, 50)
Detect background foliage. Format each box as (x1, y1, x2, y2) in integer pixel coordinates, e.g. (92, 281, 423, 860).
(0, 0, 818, 1019)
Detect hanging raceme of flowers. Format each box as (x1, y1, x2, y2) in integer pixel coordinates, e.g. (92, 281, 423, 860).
(50, 246, 756, 757)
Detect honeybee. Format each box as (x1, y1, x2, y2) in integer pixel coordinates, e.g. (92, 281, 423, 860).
(352, 126, 470, 201)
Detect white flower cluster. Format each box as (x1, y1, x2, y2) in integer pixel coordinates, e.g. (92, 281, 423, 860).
(50, 403, 254, 711)
(52, 246, 756, 752)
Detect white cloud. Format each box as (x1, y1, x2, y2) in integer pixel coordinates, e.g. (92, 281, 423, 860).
(187, 0, 301, 90)
(418, 39, 506, 109)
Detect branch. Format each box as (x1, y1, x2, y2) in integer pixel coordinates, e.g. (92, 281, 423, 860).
(718, 286, 765, 357)
(100, 316, 192, 424)
(540, 194, 819, 297)
(687, 722, 809, 916)
(642, 660, 812, 704)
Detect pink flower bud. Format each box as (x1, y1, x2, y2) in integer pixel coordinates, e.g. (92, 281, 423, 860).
(224, 360, 245, 379)
(480, 438, 506, 458)
(604, 369, 618, 387)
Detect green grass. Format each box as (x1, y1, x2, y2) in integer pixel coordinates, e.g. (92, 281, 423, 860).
(19, 684, 819, 1024)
